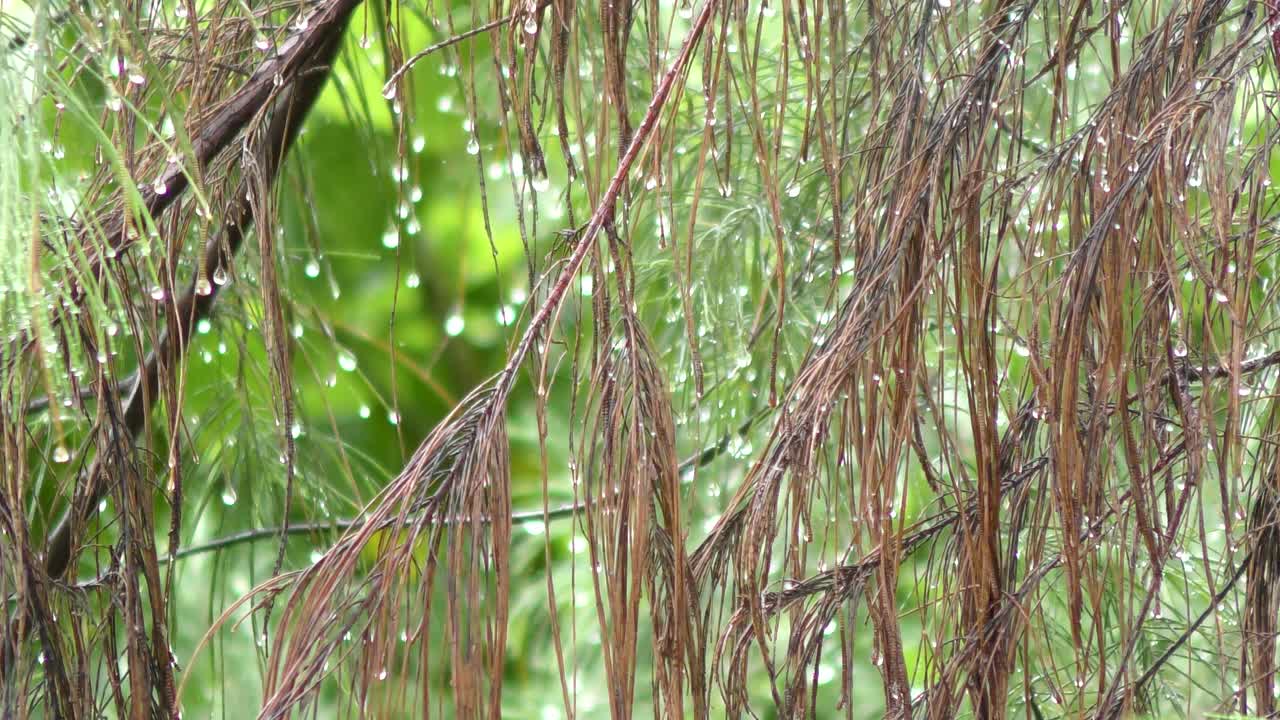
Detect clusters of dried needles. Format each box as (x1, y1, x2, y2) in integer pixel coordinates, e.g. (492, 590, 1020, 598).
(6, 0, 1280, 717)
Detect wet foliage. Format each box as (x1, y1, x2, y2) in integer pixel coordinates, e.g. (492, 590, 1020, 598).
(5, 0, 1280, 717)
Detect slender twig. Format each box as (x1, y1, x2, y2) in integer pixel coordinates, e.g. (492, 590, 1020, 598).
(132, 409, 770, 564)
(381, 12, 524, 94)
(1135, 553, 1250, 693)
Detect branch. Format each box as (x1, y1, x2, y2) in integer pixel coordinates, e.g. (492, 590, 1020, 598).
(132, 408, 771, 563)
(42, 2, 358, 583)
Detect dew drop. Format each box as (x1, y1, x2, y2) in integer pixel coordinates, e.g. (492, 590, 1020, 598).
(195, 278, 212, 296)
(221, 485, 238, 505)
(212, 267, 229, 286)
(304, 259, 320, 278)
(445, 313, 465, 337)
(152, 177, 168, 195)
(1173, 340, 1188, 358)
(496, 305, 516, 326)
(531, 174, 550, 192)
(338, 351, 358, 372)
(523, 16, 539, 34)
(52, 445, 70, 463)
(466, 136, 480, 155)
(150, 286, 166, 301)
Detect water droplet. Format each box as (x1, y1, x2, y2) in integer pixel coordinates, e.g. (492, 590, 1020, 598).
(221, 485, 238, 505)
(382, 83, 397, 100)
(254, 34, 271, 51)
(52, 445, 70, 463)
(358, 404, 371, 419)
(466, 136, 480, 155)
(212, 267, 229, 286)
(531, 174, 550, 192)
(406, 272, 421, 288)
(444, 313, 465, 337)
(128, 72, 146, 86)
(412, 135, 426, 153)
(382, 229, 400, 249)
(290, 422, 303, 439)
(152, 177, 168, 195)
(387, 411, 400, 425)
(338, 351, 357, 372)
(150, 286, 166, 301)
(496, 305, 516, 326)
(523, 16, 539, 34)
(304, 259, 320, 278)
(786, 183, 801, 198)
(1173, 340, 1188, 358)
(195, 278, 212, 296)
(197, 319, 212, 334)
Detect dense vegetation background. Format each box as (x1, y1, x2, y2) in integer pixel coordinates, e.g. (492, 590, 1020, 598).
(4, 0, 1280, 717)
